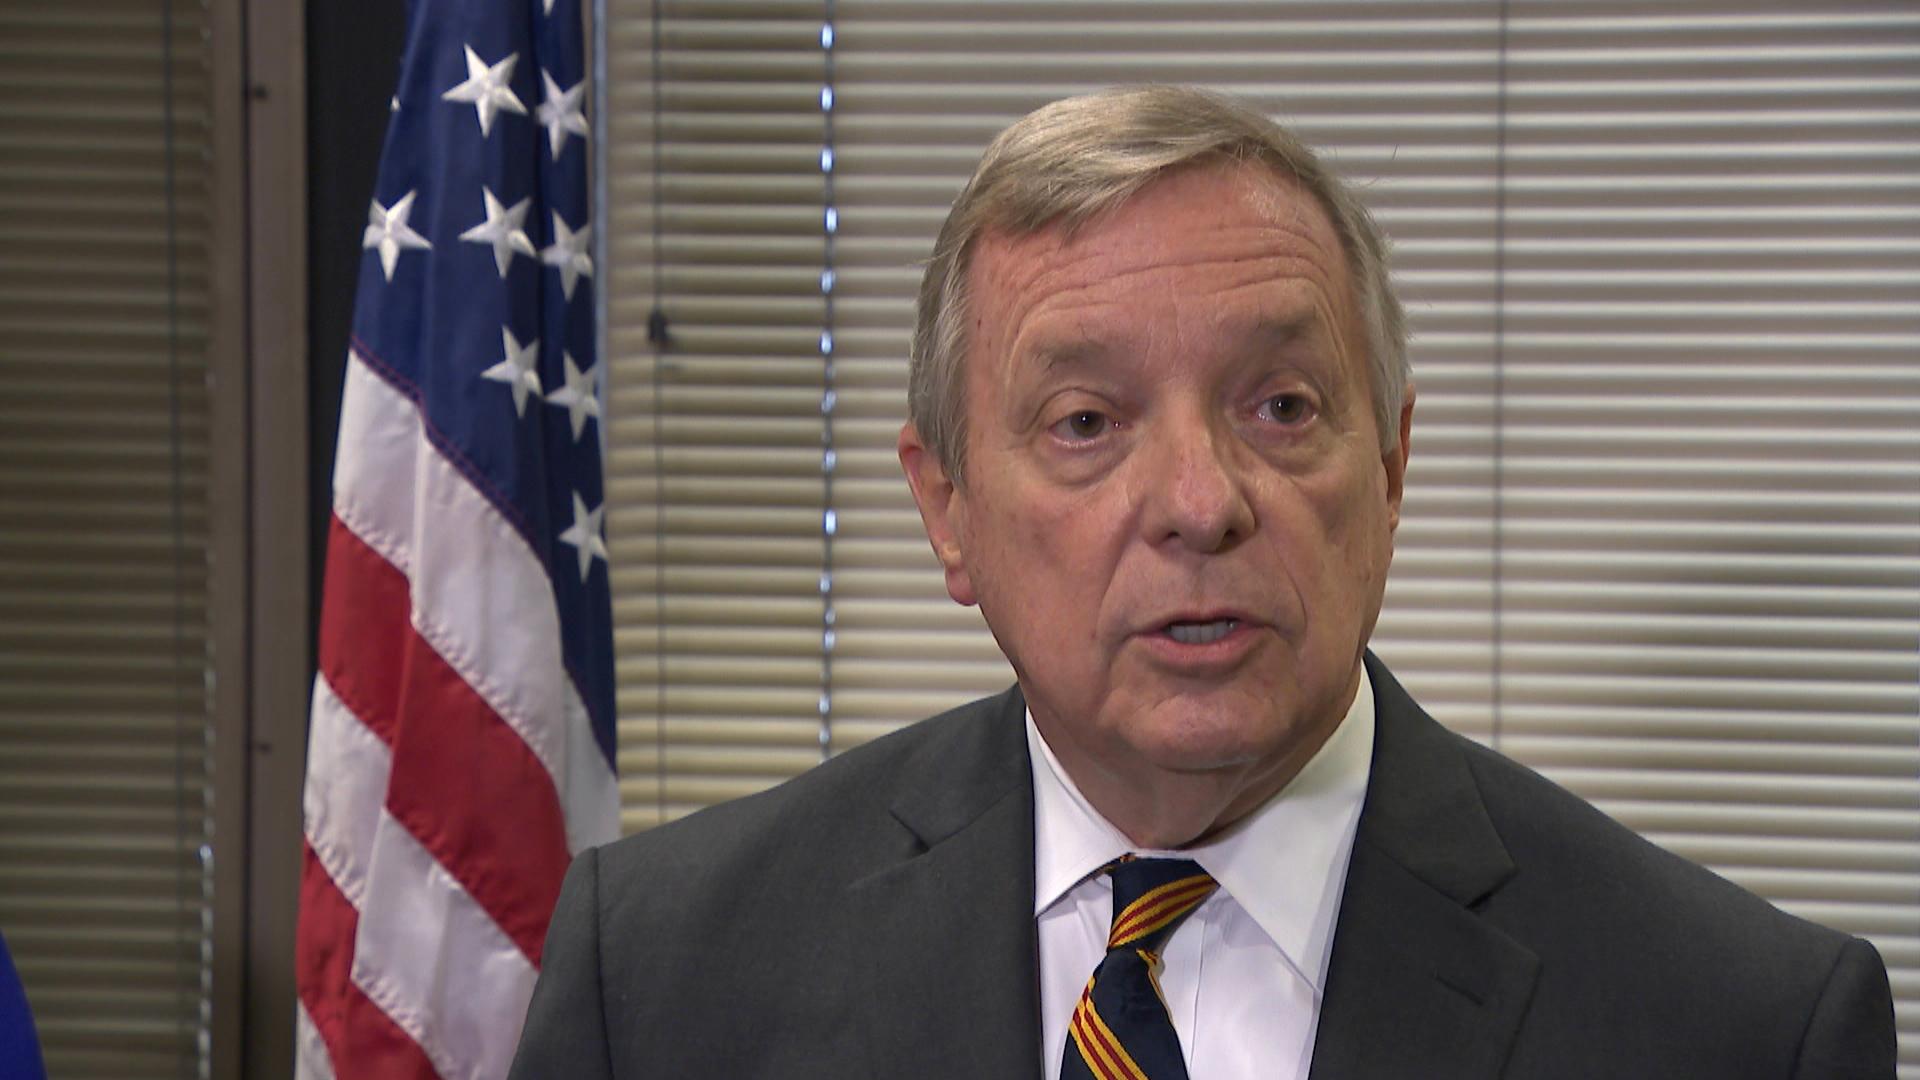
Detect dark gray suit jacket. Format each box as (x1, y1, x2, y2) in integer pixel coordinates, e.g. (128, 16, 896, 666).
(509, 658, 1895, 1078)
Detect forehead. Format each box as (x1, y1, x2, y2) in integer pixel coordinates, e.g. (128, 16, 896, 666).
(964, 164, 1356, 358)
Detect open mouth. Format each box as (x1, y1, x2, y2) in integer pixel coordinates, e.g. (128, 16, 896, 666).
(1164, 619, 1238, 645)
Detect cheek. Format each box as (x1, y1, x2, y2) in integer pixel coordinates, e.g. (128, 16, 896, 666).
(1325, 475, 1396, 593)
(1285, 457, 1391, 574)
(1020, 488, 1131, 637)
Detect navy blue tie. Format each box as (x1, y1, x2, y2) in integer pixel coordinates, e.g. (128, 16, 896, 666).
(1060, 858, 1217, 1080)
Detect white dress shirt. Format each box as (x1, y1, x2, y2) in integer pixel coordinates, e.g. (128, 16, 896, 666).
(1030, 674, 1374, 1080)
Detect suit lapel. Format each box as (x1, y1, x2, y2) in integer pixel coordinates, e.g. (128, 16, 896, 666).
(835, 660, 1538, 1079)
(1309, 657, 1540, 1080)
(846, 687, 1045, 1080)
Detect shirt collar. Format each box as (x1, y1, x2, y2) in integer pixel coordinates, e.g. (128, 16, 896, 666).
(1028, 670, 1375, 994)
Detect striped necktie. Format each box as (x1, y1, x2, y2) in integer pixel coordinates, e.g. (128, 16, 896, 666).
(1062, 857, 1218, 1080)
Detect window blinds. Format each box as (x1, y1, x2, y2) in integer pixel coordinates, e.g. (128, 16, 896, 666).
(606, 2, 1918, 1068)
(606, 7, 832, 825)
(0, 0, 213, 1076)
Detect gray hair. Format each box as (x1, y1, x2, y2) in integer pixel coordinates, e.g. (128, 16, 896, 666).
(908, 84, 1409, 485)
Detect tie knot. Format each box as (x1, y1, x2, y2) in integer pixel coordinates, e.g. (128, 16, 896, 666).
(1105, 857, 1216, 951)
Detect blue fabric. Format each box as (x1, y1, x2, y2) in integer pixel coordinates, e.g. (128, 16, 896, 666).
(351, 0, 615, 771)
(0, 930, 46, 1080)
(1061, 859, 1216, 1080)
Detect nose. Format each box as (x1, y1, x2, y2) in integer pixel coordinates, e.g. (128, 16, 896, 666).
(1140, 412, 1254, 553)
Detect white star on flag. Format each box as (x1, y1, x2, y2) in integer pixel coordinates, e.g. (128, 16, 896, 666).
(540, 211, 593, 301)
(363, 191, 433, 281)
(544, 352, 601, 440)
(441, 45, 527, 137)
(480, 326, 542, 416)
(536, 70, 589, 160)
(459, 187, 537, 278)
(558, 492, 608, 581)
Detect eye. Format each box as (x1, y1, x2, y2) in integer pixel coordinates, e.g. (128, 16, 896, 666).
(1050, 409, 1113, 442)
(1260, 393, 1314, 426)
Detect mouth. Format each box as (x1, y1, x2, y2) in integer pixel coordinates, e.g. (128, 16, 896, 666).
(1163, 618, 1240, 645)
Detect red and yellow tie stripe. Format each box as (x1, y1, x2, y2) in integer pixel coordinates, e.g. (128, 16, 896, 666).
(1068, 979, 1152, 1080)
(1065, 867, 1217, 1079)
(1062, 859, 1216, 1080)
(1107, 872, 1215, 949)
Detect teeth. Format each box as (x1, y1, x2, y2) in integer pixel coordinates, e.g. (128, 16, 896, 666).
(1167, 620, 1236, 645)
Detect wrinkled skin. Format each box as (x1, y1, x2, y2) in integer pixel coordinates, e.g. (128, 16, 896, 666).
(900, 163, 1413, 848)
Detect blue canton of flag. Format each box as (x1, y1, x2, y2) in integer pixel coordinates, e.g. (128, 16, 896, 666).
(357, 0, 613, 742)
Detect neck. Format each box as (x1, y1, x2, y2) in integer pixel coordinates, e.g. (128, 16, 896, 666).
(1035, 711, 1347, 850)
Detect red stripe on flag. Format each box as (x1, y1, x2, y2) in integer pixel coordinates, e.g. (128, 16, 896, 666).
(318, 518, 570, 963)
(296, 843, 442, 1080)
(317, 513, 411, 747)
(385, 625, 570, 962)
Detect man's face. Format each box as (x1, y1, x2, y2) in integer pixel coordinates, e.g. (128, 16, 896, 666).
(901, 163, 1412, 843)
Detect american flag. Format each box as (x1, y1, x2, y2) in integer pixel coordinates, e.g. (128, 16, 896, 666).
(294, 0, 617, 1076)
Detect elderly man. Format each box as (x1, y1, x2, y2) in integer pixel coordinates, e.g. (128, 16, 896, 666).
(510, 86, 1893, 1079)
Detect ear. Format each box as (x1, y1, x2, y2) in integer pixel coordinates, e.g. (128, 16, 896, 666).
(897, 422, 978, 607)
(1383, 385, 1415, 534)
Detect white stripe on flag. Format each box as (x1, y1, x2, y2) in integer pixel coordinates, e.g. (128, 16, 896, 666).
(303, 673, 394, 907)
(352, 809, 539, 1080)
(334, 354, 617, 844)
(294, 1001, 340, 1080)
(407, 431, 568, 777)
(332, 353, 418, 577)
(562, 682, 619, 852)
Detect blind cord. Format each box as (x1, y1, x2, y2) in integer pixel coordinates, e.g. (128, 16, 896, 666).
(646, 0, 669, 825)
(158, 0, 212, 1070)
(817, 4, 839, 763)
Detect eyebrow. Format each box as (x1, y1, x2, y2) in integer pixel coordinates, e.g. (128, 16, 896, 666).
(1240, 314, 1318, 352)
(1031, 340, 1110, 376)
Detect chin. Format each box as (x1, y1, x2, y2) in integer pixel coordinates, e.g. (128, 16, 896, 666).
(1128, 707, 1296, 774)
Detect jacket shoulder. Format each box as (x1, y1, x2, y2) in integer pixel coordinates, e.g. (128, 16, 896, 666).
(1442, 720, 1892, 1075)
(590, 685, 1024, 897)
(1452, 728, 1836, 948)
(1360, 657, 1890, 1075)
